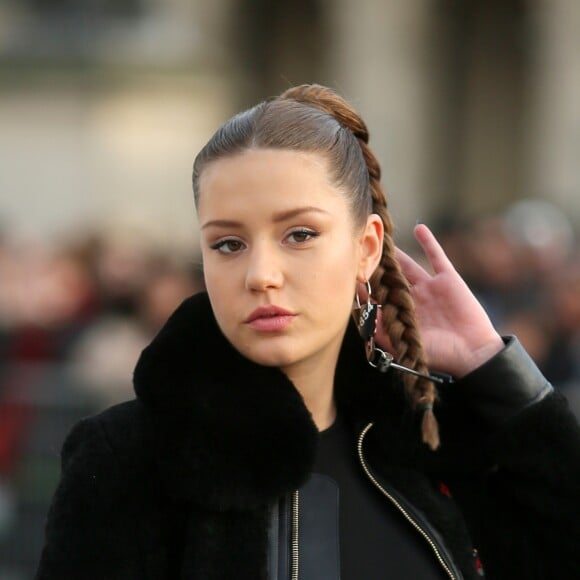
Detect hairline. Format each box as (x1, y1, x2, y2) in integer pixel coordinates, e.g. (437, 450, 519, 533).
(196, 145, 369, 234)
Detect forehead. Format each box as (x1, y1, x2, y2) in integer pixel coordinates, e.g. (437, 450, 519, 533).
(196, 148, 345, 214)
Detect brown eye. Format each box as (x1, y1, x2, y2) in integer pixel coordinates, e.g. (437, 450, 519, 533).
(210, 238, 245, 254)
(286, 228, 319, 244)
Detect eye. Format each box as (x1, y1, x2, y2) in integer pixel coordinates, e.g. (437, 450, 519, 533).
(285, 228, 320, 245)
(209, 238, 246, 255)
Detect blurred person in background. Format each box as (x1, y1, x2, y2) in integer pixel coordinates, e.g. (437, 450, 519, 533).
(35, 84, 580, 580)
(541, 260, 580, 388)
(68, 255, 201, 406)
(446, 215, 533, 328)
(501, 200, 580, 400)
(0, 235, 101, 571)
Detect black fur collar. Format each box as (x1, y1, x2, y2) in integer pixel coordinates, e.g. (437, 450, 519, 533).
(133, 292, 413, 510)
(132, 292, 479, 577)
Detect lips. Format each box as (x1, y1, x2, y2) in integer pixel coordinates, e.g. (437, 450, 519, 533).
(245, 306, 296, 332)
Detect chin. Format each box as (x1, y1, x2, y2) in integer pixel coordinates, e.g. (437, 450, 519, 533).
(245, 350, 297, 369)
(237, 342, 299, 369)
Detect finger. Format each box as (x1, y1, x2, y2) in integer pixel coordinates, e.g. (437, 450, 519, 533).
(413, 224, 454, 275)
(395, 247, 429, 285)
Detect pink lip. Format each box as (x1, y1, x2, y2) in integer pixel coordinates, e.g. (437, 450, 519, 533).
(245, 306, 296, 332)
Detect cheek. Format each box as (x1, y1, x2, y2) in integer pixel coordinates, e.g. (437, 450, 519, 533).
(202, 264, 219, 295)
(202, 259, 235, 318)
(205, 282, 238, 344)
(205, 277, 234, 318)
(306, 245, 359, 306)
(202, 249, 236, 288)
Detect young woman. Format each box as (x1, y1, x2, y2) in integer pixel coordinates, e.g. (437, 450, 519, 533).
(36, 85, 580, 579)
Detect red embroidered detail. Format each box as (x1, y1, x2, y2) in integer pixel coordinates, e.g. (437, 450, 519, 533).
(473, 548, 485, 577)
(438, 481, 452, 497)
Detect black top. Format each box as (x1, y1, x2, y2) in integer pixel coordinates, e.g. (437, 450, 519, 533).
(313, 415, 448, 579)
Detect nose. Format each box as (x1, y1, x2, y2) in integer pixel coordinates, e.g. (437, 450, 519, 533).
(244, 243, 283, 292)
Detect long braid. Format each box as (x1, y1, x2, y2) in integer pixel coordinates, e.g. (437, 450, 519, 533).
(362, 143, 440, 450)
(281, 84, 440, 449)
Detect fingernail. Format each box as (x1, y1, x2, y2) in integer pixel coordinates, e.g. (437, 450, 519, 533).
(415, 219, 424, 225)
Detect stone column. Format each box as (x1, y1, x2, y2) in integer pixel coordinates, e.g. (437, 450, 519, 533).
(526, 0, 580, 225)
(326, 0, 434, 240)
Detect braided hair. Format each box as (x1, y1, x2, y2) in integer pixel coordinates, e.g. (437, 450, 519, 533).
(193, 84, 440, 449)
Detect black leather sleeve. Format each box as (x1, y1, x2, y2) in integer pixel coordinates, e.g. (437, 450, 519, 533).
(436, 338, 580, 579)
(440, 336, 553, 429)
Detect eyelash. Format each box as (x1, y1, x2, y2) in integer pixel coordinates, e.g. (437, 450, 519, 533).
(209, 228, 320, 255)
(286, 228, 319, 244)
(209, 238, 245, 254)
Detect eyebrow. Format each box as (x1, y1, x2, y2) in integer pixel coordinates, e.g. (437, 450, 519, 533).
(201, 206, 331, 230)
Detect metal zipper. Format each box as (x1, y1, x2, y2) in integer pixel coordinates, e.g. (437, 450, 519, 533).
(290, 490, 299, 580)
(357, 422, 456, 580)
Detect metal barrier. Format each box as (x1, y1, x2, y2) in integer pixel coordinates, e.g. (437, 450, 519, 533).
(0, 364, 107, 580)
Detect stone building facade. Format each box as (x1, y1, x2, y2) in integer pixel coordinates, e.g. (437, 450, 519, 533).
(0, 0, 578, 245)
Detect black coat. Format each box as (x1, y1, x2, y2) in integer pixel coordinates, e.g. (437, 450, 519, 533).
(36, 292, 580, 579)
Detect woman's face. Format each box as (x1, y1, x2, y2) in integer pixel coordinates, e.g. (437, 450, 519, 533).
(197, 148, 382, 376)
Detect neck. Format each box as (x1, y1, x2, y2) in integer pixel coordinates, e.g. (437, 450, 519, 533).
(281, 351, 338, 431)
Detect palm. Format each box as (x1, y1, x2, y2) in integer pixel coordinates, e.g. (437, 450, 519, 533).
(375, 225, 503, 378)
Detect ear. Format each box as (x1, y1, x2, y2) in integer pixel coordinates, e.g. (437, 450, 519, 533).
(356, 214, 383, 283)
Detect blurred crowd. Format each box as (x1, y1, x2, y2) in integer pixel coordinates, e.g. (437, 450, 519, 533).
(0, 199, 579, 578)
(0, 225, 203, 407)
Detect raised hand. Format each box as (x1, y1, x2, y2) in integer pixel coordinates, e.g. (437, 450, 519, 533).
(375, 224, 504, 378)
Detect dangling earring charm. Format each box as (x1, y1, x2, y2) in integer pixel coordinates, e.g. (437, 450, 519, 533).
(355, 280, 381, 360)
(356, 280, 380, 342)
